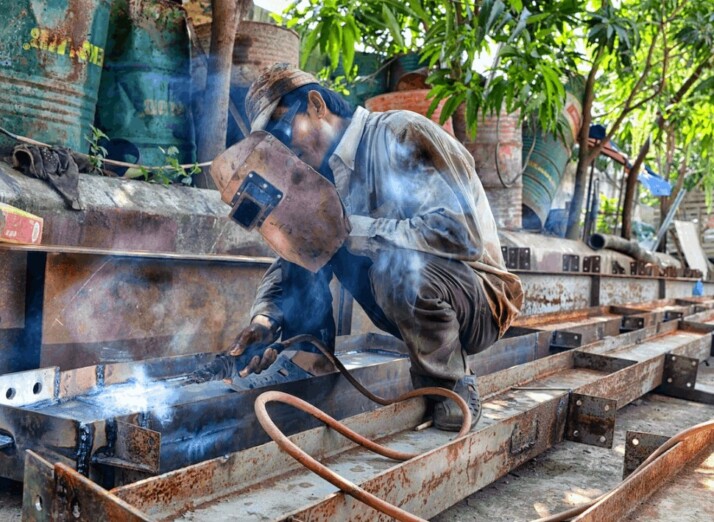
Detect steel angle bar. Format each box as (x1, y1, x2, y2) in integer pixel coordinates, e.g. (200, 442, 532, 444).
(574, 428, 714, 522)
(22, 450, 151, 522)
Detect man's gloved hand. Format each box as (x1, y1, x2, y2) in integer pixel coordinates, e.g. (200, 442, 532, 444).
(229, 315, 281, 377)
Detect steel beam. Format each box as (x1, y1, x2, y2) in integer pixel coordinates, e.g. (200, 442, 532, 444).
(26, 319, 708, 520)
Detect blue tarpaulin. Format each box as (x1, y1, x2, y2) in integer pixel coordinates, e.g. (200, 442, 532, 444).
(589, 124, 672, 197)
(639, 167, 672, 196)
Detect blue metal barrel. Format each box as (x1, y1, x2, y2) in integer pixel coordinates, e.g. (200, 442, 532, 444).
(0, 0, 112, 153)
(95, 0, 195, 167)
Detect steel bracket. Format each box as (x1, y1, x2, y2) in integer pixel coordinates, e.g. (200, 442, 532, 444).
(620, 316, 645, 333)
(573, 352, 636, 373)
(502, 247, 531, 270)
(583, 255, 601, 273)
(611, 260, 626, 275)
(565, 393, 617, 448)
(623, 431, 670, 478)
(656, 353, 714, 405)
(549, 331, 583, 353)
(664, 310, 684, 322)
(92, 421, 161, 474)
(562, 254, 580, 272)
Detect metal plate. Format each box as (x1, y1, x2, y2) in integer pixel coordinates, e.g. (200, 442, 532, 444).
(565, 393, 617, 448)
(0, 368, 57, 406)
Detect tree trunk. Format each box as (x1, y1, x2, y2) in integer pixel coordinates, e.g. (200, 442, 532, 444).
(565, 51, 602, 240)
(620, 57, 711, 237)
(195, 0, 251, 189)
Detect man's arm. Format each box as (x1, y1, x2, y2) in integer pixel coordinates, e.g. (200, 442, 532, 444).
(346, 120, 484, 260)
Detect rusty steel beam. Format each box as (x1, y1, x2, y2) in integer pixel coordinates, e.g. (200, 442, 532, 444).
(22, 451, 151, 522)
(574, 429, 714, 521)
(28, 318, 708, 520)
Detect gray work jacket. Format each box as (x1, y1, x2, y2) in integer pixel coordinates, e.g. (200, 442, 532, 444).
(251, 107, 523, 336)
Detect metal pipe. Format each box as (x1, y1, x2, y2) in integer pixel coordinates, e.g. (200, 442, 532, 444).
(588, 232, 660, 265)
(254, 387, 471, 522)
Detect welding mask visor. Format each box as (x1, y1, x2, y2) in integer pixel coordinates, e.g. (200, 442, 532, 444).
(211, 131, 350, 272)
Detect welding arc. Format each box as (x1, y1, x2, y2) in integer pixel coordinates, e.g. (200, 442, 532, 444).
(255, 387, 470, 522)
(532, 418, 714, 522)
(253, 334, 472, 522)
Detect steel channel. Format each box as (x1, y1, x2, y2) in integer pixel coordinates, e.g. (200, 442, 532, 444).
(573, 430, 714, 521)
(43, 321, 710, 520)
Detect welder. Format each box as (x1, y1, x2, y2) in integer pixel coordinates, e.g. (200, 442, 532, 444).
(212, 64, 523, 431)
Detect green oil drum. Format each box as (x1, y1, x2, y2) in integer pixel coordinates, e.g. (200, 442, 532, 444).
(335, 52, 388, 108)
(0, 0, 112, 153)
(521, 76, 585, 230)
(95, 0, 195, 167)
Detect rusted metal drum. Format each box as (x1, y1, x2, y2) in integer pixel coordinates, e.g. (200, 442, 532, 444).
(195, 21, 299, 144)
(95, 0, 195, 167)
(0, 0, 112, 153)
(454, 108, 522, 229)
(522, 77, 585, 230)
(364, 90, 455, 136)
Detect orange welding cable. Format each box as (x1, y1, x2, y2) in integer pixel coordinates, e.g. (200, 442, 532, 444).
(532, 418, 714, 522)
(254, 388, 472, 522)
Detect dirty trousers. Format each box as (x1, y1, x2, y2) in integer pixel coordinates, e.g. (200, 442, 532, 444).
(279, 247, 499, 387)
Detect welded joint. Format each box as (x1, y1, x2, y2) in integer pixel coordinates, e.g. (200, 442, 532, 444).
(550, 331, 582, 353)
(622, 431, 670, 479)
(565, 393, 617, 448)
(92, 420, 161, 474)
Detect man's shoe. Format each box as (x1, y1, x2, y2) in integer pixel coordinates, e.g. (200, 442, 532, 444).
(433, 375, 481, 432)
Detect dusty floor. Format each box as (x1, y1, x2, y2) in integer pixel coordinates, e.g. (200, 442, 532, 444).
(1, 359, 712, 521)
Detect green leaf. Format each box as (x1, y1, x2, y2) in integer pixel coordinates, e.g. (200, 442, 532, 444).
(382, 5, 405, 49)
(342, 18, 356, 77)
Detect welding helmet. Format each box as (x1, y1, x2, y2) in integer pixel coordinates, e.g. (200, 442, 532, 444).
(211, 132, 350, 272)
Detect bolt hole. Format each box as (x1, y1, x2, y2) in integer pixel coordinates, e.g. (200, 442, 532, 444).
(71, 500, 80, 519)
(632, 438, 640, 446)
(35, 496, 43, 512)
(599, 436, 606, 443)
(575, 400, 582, 406)
(33, 382, 42, 395)
(604, 405, 610, 412)
(5, 388, 15, 400)
(573, 430, 580, 437)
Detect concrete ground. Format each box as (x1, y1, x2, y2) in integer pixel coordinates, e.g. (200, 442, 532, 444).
(434, 357, 714, 521)
(1, 359, 712, 521)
